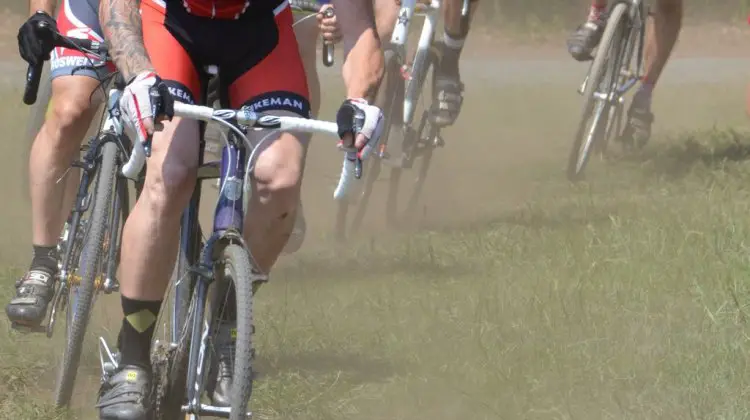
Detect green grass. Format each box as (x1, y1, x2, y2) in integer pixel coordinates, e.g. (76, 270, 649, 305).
(251, 128, 750, 419)
(3, 72, 750, 418)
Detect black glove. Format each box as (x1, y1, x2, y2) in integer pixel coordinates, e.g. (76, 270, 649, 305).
(18, 11, 58, 66)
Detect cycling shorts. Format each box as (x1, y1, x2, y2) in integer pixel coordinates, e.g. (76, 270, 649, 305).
(50, 0, 115, 80)
(141, 0, 310, 117)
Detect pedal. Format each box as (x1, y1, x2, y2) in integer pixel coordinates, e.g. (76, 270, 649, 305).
(103, 277, 119, 294)
(433, 134, 446, 148)
(99, 336, 120, 383)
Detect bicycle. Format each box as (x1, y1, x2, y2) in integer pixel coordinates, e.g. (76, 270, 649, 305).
(333, 0, 469, 241)
(96, 67, 349, 420)
(566, 0, 648, 181)
(20, 19, 140, 408)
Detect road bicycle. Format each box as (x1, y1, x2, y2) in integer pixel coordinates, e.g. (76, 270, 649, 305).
(333, 0, 470, 240)
(567, 0, 648, 181)
(95, 96, 345, 420)
(94, 43, 347, 420)
(20, 20, 138, 408)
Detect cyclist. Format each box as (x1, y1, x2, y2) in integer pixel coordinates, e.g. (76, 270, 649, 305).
(6, 0, 116, 329)
(94, 0, 383, 418)
(374, 0, 479, 127)
(567, 0, 683, 147)
(6, 0, 337, 325)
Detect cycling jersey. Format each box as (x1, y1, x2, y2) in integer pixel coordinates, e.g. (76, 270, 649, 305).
(181, 0, 251, 20)
(141, 0, 310, 114)
(50, 0, 114, 80)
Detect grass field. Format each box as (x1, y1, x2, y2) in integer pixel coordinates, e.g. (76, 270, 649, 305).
(2, 50, 750, 419)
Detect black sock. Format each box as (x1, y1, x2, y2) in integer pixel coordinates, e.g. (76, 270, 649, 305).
(117, 296, 162, 369)
(30, 245, 58, 274)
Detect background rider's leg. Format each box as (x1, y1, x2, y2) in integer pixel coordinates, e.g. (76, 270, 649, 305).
(639, 0, 683, 104)
(622, 0, 682, 147)
(6, 76, 102, 326)
(29, 77, 102, 254)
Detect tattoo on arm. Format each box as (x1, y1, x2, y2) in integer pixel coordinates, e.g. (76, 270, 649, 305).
(100, 0, 154, 81)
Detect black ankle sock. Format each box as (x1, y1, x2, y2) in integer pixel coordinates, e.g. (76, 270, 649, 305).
(117, 296, 162, 369)
(30, 245, 58, 274)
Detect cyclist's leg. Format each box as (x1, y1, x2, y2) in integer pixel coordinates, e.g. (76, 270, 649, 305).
(567, 0, 608, 61)
(432, 0, 479, 127)
(232, 3, 310, 275)
(96, 1, 202, 418)
(623, 0, 682, 146)
(6, 0, 110, 328)
(205, 3, 312, 405)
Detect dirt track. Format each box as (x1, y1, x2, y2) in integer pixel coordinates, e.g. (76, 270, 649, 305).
(1, 38, 749, 259)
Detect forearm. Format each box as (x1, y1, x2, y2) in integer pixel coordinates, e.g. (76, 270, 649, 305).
(331, 0, 383, 101)
(29, 0, 57, 16)
(342, 30, 383, 101)
(99, 0, 153, 81)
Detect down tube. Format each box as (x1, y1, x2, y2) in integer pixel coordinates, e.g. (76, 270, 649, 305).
(171, 178, 203, 343)
(213, 139, 246, 233)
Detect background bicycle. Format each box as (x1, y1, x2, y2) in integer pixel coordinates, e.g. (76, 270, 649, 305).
(566, 0, 647, 181)
(20, 23, 139, 408)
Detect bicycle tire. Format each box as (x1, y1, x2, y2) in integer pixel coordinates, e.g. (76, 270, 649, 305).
(566, 2, 628, 181)
(221, 244, 255, 420)
(53, 140, 119, 407)
(333, 48, 402, 241)
(385, 46, 440, 228)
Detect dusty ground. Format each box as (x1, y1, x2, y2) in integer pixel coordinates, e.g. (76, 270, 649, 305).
(1, 8, 750, 420)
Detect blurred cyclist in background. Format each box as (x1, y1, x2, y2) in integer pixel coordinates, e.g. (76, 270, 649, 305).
(567, 0, 683, 148)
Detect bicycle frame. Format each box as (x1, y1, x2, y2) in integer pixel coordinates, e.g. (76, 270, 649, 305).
(391, 0, 442, 126)
(577, 0, 647, 106)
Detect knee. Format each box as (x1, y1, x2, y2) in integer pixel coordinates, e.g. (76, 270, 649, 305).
(142, 159, 197, 217)
(46, 92, 96, 148)
(254, 146, 303, 219)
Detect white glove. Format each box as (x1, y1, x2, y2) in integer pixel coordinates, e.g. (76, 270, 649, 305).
(119, 70, 173, 155)
(335, 98, 384, 160)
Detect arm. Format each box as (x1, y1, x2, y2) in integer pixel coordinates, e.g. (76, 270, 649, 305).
(99, 0, 154, 81)
(330, 0, 383, 102)
(29, 0, 56, 16)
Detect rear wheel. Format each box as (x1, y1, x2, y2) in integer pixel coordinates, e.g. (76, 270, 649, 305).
(566, 3, 629, 181)
(54, 140, 119, 407)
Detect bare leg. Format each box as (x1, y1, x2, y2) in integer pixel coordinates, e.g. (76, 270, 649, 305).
(623, 0, 682, 147)
(6, 75, 102, 327)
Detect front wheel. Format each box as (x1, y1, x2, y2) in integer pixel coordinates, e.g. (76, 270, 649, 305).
(566, 3, 629, 181)
(221, 244, 255, 420)
(54, 140, 119, 407)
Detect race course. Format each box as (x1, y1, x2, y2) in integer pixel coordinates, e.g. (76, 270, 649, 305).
(1, 23, 750, 419)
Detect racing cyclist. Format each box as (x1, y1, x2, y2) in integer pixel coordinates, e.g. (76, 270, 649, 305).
(94, 0, 383, 418)
(567, 0, 683, 147)
(373, 0, 479, 127)
(6, 0, 338, 327)
(7, 0, 116, 329)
